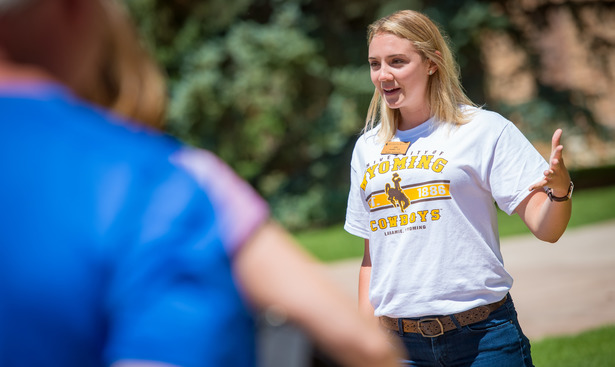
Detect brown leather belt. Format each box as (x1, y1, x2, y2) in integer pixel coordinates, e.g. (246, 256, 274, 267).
(379, 295, 508, 337)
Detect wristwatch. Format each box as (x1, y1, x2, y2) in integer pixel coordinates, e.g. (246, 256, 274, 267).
(546, 181, 574, 202)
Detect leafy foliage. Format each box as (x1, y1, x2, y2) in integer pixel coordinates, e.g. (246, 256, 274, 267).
(126, 0, 385, 228)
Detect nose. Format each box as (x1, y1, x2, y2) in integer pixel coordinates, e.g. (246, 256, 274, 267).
(378, 65, 394, 82)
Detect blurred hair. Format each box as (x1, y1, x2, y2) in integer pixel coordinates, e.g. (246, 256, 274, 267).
(84, 0, 167, 129)
(364, 10, 476, 142)
(0, 0, 36, 13)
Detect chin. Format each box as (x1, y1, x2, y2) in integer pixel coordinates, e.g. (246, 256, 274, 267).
(384, 101, 402, 110)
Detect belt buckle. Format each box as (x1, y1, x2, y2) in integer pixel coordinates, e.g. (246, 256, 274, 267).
(417, 317, 444, 337)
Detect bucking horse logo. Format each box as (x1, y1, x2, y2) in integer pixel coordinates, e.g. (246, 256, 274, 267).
(385, 173, 410, 212)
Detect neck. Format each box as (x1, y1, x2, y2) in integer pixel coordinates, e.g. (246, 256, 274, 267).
(397, 104, 432, 131)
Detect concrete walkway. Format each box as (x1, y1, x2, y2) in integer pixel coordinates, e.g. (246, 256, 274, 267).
(321, 219, 615, 341)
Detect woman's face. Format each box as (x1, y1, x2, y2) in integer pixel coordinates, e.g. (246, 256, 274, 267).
(368, 32, 434, 119)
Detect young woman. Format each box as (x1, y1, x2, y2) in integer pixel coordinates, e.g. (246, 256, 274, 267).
(345, 10, 573, 366)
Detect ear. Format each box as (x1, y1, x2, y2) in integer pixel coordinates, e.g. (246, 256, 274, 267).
(428, 50, 442, 74)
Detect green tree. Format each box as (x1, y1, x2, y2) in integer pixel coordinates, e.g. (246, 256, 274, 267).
(126, 0, 380, 228)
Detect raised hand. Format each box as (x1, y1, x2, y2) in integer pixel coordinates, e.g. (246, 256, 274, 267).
(529, 128, 571, 197)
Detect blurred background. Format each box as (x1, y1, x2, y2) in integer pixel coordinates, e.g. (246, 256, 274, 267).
(125, 0, 615, 231)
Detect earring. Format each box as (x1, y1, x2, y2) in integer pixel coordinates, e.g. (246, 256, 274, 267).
(428, 70, 434, 75)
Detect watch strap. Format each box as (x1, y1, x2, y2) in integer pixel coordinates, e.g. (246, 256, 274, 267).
(547, 181, 574, 202)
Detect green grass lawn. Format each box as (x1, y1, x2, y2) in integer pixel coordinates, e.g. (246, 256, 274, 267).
(531, 324, 615, 366)
(293, 185, 615, 262)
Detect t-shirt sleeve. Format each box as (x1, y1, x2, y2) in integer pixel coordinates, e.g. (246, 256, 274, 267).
(171, 147, 270, 256)
(489, 121, 549, 215)
(105, 149, 264, 366)
(344, 138, 371, 239)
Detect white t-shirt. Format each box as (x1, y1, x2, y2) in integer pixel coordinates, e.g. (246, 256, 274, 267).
(344, 107, 549, 318)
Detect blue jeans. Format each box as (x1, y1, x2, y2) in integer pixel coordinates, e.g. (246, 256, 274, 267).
(390, 295, 534, 366)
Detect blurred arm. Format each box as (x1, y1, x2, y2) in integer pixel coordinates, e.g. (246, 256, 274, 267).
(234, 221, 400, 367)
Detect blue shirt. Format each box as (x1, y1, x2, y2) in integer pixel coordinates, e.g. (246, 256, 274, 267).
(0, 82, 268, 366)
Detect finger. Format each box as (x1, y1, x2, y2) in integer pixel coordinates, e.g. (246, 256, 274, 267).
(550, 145, 563, 165)
(529, 178, 548, 191)
(551, 129, 563, 152)
(554, 150, 567, 174)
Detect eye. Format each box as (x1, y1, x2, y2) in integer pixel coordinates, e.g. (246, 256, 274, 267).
(369, 61, 380, 69)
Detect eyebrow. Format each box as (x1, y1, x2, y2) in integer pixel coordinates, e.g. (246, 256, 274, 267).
(368, 54, 407, 60)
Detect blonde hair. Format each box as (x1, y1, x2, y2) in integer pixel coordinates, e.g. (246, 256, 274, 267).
(364, 10, 476, 141)
(82, 0, 168, 129)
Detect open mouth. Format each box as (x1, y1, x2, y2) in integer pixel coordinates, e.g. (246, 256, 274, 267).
(382, 87, 400, 95)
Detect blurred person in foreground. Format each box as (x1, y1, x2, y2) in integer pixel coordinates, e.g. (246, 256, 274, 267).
(75, 2, 400, 365)
(0, 0, 401, 366)
(344, 10, 573, 366)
